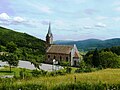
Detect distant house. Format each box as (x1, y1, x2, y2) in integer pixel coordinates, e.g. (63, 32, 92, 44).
(45, 23, 82, 66)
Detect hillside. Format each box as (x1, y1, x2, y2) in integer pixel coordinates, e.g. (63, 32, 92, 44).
(54, 38, 120, 51)
(0, 26, 46, 62)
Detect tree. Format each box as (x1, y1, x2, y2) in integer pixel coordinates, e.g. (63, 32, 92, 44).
(22, 49, 28, 60)
(99, 51, 120, 68)
(83, 50, 94, 66)
(0, 45, 6, 52)
(6, 41, 17, 53)
(92, 48, 100, 67)
(79, 60, 86, 69)
(5, 53, 19, 72)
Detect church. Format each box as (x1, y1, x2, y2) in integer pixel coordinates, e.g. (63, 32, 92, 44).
(45, 23, 81, 66)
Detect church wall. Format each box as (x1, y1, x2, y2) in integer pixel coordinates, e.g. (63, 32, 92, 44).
(46, 53, 71, 64)
(71, 48, 74, 66)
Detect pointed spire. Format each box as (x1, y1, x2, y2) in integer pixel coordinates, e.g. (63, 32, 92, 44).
(46, 22, 53, 44)
(48, 22, 51, 34)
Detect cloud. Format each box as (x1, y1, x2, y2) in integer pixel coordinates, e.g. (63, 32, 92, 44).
(0, 13, 27, 26)
(39, 6, 52, 14)
(114, 7, 120, 12)
(13, 17, 25, 23)
(41, 20, 49, 25)
(55, 0, 86, 4)
(0, 13, 11, 21)
(95, 16, 108, 20)
(112, 17, 120, 21)
(95, 23, 106, 28)
(113, 1, 120, 6)
(84, 9, 97, 15)
(83, 26, 92, 29)
(73, 0, 87, 4)
(54, 20, 65, 26)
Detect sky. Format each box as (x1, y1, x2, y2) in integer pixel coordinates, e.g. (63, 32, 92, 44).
(0, 0, 120, 41)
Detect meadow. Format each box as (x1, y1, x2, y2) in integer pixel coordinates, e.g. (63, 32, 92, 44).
(0, 67, 120, 90)
(16, 69, 120, 89)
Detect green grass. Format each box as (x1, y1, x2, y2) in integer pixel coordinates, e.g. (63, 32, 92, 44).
(1, 68, 120, 89)
(11, 68, 120, 89)
(0, 66, 31, 77)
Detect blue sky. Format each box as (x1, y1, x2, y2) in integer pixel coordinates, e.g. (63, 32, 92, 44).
(0, 0, 120, 41)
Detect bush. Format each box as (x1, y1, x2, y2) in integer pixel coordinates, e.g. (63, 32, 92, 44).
(75, 63, 94, 73)
(31, 69, 47, 77)
(31, 70, 41, 77)
(59, 61, 70, 66)
(19, 68, 32, 79)
(65, 67, 72, 73)
(75, 68, 83, 73)
(97, 65, 103, 70)
(56, 70, 66, 75)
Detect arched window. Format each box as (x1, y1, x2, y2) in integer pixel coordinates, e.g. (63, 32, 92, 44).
(60, 56, 62, 60)
(54, 56, 56, 59)
(48, 55, 50, 58)
(66, 57, 68, 61)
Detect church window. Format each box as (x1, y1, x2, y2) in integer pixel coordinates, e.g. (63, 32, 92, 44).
(60, 56, 62, 60)
(66, 57, 68, 61)
(48, 55, 50, 58)
(54, 56, 56, 59)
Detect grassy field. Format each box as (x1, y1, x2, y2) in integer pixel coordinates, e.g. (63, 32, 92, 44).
(1, 67, 120, 89)
(13, 68, 120, 89)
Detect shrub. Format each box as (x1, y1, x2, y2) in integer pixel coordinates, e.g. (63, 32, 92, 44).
(31, 69, 47, 77)
(59, 61, 70, 66)
(65, 67, 72, 73)
(56, 70, 66, 75)
(19, 68, 32, 79)
(31, 70, 41, 77)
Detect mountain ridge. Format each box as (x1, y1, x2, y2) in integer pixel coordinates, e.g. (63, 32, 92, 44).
(54, 38, 120, 51)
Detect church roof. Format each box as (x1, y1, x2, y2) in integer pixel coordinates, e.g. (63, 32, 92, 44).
(46, 45, 73, 54)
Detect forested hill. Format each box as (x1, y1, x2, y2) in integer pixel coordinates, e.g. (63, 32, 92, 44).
(54, 38, 120, 51)
(0, 26, 46, 61)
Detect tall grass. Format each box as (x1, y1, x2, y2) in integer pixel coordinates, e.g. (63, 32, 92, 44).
(1, 69, 120, 89)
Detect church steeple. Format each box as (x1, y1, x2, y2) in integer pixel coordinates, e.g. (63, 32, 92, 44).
(46, 23, 53, 44)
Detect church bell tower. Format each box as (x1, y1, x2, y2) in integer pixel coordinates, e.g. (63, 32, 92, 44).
(46, 23, 53, 45)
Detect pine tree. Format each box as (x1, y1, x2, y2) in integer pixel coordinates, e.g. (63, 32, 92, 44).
(92, 48, 100, 67)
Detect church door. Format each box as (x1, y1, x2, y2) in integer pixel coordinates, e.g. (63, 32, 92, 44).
(74, 60, 76, 66)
